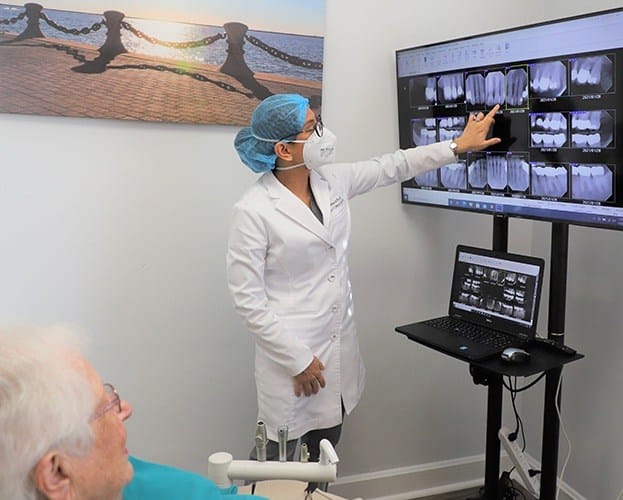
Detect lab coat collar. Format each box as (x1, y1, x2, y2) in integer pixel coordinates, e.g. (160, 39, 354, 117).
(262, 170, 333, 245)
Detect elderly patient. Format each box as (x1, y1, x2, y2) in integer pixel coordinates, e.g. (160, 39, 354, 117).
(0, 325, 265, 500)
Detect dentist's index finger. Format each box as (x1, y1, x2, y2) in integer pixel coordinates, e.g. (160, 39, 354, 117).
(486, 103, 501, 118)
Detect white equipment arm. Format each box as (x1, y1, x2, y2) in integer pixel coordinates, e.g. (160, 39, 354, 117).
(207, 439, 339, 488)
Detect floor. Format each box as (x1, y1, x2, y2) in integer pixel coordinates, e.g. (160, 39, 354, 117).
(239, 479, 531, 499)
(415, 487, 483, 500)
(414, 481, 533, 499)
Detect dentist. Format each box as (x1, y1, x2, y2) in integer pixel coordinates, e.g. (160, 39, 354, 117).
(226, 93, 500, 491)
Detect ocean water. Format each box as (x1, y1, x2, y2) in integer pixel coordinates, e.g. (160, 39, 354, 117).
(0, 3, 324, 82)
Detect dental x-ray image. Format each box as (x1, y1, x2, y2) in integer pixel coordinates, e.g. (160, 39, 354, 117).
(438, 116, 466, 142)
(570, 54, 614, 95)
(486, 154, 508, 191)
(465, 72, 485, 109)
(503, 287, 515, 302)
(411, 118, 437, 146)
(468, 156, 488, 189)
(507, 155, 530, 193)
(440, 162, 467, 189)
(485, 70, 505, 107)
(571, 163, 614, 201)
(530, 112, 568, 148)
(515, 289, 526, 305)
(488, 268, 501, 284)
(437, 72, 465, 104)
(570, 110, 614, 148)
(467, 67, 527, 109)
(413, 169, 439, 188)
(506, 67, 528, 108)
(409, 76, 437, 107)
(529, 60, 567, 98)
(530, 163, 569, 198)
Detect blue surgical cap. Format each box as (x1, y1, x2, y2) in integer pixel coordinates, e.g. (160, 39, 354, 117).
(234, 94, 309, 173)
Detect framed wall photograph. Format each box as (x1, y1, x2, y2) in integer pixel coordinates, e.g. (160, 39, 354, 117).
(0, 1, 326, 125)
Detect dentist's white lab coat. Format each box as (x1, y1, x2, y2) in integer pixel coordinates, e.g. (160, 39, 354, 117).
(226, 141, 455, 441)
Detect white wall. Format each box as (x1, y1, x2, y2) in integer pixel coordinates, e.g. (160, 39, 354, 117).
(1, 0, 623, 498)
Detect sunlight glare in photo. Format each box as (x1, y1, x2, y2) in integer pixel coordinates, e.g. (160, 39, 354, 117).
(133, 18, 190, 41)
(123, 18, 206, 61)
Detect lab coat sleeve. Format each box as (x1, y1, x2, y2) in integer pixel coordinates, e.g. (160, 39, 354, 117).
(226, 203, 314, 377)
(327, 140, 455, 199)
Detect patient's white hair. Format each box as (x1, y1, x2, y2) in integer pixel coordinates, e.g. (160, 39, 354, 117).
(0, 325, 97, 500)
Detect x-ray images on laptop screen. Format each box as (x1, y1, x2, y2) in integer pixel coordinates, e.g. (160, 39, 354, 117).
(396, 8, 623, 231)
(450, 248, 542, 333)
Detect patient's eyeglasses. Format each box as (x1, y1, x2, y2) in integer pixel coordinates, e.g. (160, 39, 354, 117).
(90, 383, 122, 422)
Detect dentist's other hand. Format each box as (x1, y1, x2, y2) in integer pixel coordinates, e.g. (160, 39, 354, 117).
(294, 356, 326, 397)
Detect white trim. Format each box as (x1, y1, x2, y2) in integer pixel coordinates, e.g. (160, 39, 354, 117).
(329, 454, 510, 500)
(328, 452, 586, 500)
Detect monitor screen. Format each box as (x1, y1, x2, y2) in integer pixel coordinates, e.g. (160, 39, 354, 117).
(396, 8, 623, 230)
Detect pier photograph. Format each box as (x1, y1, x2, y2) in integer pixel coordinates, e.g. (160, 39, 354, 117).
(0, 1, 325, 125)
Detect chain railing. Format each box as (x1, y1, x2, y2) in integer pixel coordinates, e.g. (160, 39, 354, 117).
(0, 11, 26, 25)
(121, 21, 225, 49)
(1, 4, 323, 81)
(40, 12, 104, 36)
(244, 34, 323, 70)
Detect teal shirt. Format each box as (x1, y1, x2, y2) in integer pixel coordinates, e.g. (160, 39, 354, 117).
(123, 456, 267, 500)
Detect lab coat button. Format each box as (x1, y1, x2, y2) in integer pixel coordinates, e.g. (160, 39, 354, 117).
(328, 275, 336, 282)
(331, 333, 337, 340)
(331, 305, 338, 313)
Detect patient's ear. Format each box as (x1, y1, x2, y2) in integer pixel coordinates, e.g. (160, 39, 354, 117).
(34, 451, 71, 499)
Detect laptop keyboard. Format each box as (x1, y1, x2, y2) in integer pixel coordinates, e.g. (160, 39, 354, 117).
(423, 317, 527, 348)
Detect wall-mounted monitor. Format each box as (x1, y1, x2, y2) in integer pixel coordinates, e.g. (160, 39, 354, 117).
(396, 8, 623, 230)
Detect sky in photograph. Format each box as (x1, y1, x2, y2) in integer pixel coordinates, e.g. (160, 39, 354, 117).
(10, 0, 326, 35)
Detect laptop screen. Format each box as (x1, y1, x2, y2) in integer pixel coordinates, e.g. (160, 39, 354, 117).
(449, 245, 544, 338)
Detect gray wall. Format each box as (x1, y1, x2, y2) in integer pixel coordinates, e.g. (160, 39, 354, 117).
(1, 0, 622, 497)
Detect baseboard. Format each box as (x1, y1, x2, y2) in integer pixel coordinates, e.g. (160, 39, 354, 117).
(329, 453, 585, 500)
(329, 454, 512, 500)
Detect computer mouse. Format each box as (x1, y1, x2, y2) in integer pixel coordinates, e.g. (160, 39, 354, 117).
(501, 347, 531, 363)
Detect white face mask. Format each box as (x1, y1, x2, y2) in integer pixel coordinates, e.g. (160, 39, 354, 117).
(274, 127, 337, 171)
(302, 127, 337, 170)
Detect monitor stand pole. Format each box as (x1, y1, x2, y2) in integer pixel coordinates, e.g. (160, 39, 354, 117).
(477, 216, 569, 500)
(540, 221, 569, 499)
(476, 214, 509, 499)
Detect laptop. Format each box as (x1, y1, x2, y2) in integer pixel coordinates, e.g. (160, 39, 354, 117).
(396, 245, 545, 362)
